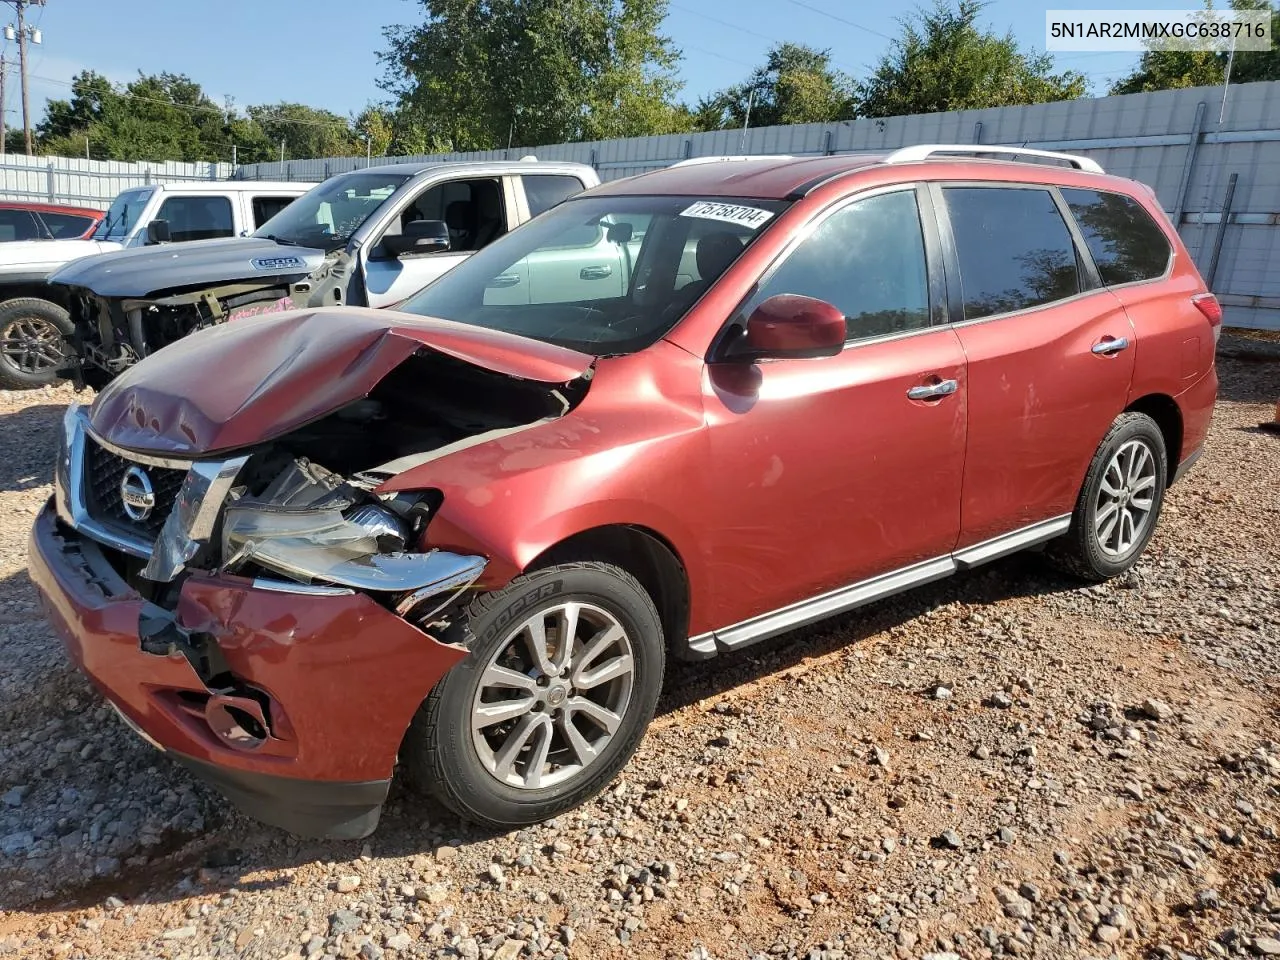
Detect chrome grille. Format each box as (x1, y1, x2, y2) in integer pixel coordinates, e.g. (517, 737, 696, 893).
(83, 439, 187, 539)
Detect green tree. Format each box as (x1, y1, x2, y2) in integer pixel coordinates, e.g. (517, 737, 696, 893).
(859, 0, 1086, 118)
(353, 104, 396, 158)
(1110, 0, 1279, 93)
(694, 43, 856, 130)
(379, 0, 687, 151)
(247, 103, 360, 161)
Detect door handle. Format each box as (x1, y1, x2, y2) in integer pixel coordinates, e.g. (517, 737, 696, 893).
(580, 265, 613, 280)
(907, 379, 958, 401)
(1091, 336, 1130, 355)
(487, 274, 521, 288)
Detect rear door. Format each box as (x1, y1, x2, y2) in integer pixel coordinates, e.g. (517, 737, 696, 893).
(934, 183, 1135, 548)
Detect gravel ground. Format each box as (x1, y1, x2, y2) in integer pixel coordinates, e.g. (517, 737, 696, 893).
(0, 338, 1277, 960)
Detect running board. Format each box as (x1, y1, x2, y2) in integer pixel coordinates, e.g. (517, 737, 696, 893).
(685, 515, 1070, 659)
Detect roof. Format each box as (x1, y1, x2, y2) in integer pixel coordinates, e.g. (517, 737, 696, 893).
(594, 155, 891, 199)
(142, 181, 310, 194)
(356, 159, 597, 178)
(592, 148, 1117, 200)
(0, 200, 104, 217)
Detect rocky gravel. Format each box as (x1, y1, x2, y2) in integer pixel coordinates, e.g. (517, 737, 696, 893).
(0, 339, 1277, 960)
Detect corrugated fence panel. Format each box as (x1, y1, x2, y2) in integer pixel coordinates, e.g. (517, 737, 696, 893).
(0, 154, 232, 208)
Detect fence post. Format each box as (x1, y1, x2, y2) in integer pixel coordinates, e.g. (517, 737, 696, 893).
(1172, 101, 1207, 230)
(324, 161, 331, 180)
(681, 139, 692, 160)
(144, 168, 152, 185)
(286, 163, 293, 181)
(589, 149, 598, 170)
(973, 121, 984, 144)
(1205, 171, 1237, 290)
(46, 161, 56, 202)
(822, 130, 834, 155)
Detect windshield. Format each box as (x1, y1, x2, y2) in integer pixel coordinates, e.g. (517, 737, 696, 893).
(94, 188, 154, 241)
(398, 195, 787, 355)
(253, 171, 411, 251)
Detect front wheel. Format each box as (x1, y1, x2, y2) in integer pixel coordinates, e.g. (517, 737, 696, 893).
(1048, 412, 1168, 581)
(0, 297, 72, 389)
(403, 562, 665, 829)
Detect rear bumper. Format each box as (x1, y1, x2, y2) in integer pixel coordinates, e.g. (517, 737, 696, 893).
(28, 503, 468, 838)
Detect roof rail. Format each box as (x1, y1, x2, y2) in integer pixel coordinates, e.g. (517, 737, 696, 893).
(883, 144, 1104, 174)
(671, 154, 796, 167)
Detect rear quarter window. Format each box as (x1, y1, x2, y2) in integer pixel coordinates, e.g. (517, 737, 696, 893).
(523, 174, 586, 217)
(39, 211, 99, 239)
(1060, 188, 1172, 285)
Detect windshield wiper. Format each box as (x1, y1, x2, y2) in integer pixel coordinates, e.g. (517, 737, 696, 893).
(263, 234, 301, 246)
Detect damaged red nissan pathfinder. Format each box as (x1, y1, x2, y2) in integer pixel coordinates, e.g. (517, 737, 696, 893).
(29, 147, 1219, 839)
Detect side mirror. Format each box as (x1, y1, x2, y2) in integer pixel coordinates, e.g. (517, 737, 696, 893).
(384, 219, 450, 257)
(734, 294, 846, 360)
(605, 222, 633, 243)
(145, 219, 171, 245)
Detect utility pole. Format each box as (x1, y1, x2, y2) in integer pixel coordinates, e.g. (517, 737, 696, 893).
(0, 56, 8, 157)
(3, 0, 46, 155)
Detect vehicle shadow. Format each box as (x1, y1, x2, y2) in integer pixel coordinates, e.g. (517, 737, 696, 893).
(4, 550, 1084, 916)
(1215, 351, 1280, 406)
(0, 403, 64, 493)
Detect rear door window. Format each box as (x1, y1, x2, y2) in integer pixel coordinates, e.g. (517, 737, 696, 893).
(38, 211, 98, 239)
(943, 186, 1082, 321)
(1060, 188, 1172, 285)
(0, 208, 40, 241)
(251, 195, 298, 229)
(155, 195, 235, 243)
(523, 174, 587, 217)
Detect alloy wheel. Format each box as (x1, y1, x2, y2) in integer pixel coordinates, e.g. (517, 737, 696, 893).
(0, 316, 65, 376)
(470, 601, 635, 790)
(1094, 438, 1158, 557)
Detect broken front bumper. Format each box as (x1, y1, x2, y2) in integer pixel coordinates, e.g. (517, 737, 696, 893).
(28, 505, 469, 839)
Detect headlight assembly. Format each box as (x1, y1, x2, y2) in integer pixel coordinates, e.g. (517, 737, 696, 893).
(221, 458, 483, 593)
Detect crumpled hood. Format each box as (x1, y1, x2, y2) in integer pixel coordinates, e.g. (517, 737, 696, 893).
(48, 236, 328, 298)
(0, 238, 121, 275)
(90, 307, 595, 456)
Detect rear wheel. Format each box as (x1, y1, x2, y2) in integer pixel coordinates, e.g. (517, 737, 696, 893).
(0, 297, 71, 389)
(403, 562, 665, 828)
(1048, 412, 1167, 581)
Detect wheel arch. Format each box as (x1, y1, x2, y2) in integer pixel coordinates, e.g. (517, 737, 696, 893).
(0, 283, 70, 309)
(1124, 393, 1184, 482)
(527, 524, 692, 659)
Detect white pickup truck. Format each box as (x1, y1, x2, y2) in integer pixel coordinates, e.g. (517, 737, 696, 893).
(0, 180, 308, 388)
(50, 159, 602, 387)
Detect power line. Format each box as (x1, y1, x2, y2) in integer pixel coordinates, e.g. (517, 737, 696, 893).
(669, 1, 870, 77)
(783, 0, 894, 41)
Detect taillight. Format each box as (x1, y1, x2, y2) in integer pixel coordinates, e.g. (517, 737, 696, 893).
(1192, 293, 1222, 344)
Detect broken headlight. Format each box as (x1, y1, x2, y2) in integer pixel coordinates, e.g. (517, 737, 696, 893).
(221, 459, 451, 591)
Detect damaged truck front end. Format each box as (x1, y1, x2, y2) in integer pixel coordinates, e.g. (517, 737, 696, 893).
(60, 250, 350, 388)
(29, 308, 594, 837)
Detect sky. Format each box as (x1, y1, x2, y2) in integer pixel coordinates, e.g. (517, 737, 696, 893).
(0, 0, 1212, 137)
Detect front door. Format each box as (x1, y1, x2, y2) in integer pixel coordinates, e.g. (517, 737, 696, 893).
(934, 184, 1136, 548)
(702, 186, 968, 632)
(363, 176, 519, 308)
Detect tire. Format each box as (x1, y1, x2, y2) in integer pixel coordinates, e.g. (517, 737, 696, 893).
(1047, 412, 1168, 582)
(0, 297, 72, 389)
(404, 562, 665, 829)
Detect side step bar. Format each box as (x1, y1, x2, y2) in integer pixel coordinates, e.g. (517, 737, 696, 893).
(685, 515, 1070, 659)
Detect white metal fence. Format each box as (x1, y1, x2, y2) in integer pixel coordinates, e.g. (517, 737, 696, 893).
(0, 154, 232, 209)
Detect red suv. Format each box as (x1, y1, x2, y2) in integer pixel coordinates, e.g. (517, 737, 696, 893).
(29, 147, 1219, 839)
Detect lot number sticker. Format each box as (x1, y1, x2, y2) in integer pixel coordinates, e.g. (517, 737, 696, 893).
(680, 201, 775, 230)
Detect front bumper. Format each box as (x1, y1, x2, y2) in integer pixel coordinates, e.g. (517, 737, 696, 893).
(28, 505, 469, 838)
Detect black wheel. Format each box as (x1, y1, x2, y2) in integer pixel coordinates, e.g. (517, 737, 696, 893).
(1048, 412, 1168, 582)
(404, 562, 665, 829)
(0, 297, 72, 389)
